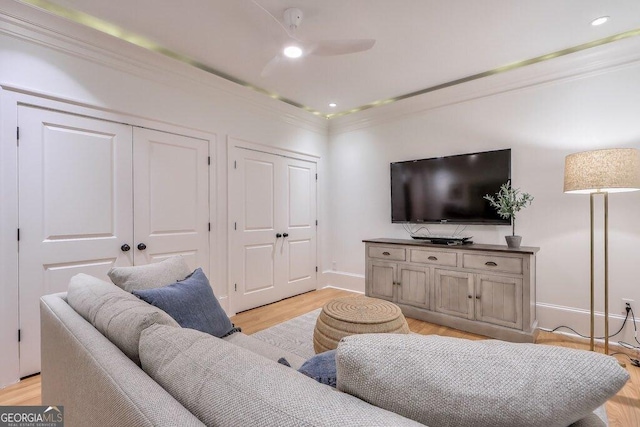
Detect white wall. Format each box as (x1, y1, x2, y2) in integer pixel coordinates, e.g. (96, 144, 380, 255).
(325, 37, 640, 343)
(0, 2, 328, 388)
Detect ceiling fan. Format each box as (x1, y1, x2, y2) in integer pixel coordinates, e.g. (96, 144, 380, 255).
(255, 4, 376, 77)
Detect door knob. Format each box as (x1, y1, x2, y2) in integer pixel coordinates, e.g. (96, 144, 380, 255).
(121, 244, 131, 252)
(276, 233, 282, 238)
(137, 243, 147, 251)
(282, 233, 289, 238)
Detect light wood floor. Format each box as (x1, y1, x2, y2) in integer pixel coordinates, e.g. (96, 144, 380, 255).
(1, 288, 638, 426)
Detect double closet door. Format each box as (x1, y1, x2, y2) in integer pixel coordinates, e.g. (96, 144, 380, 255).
(18, 106, 210, 377)
(230, 147, 317, 313)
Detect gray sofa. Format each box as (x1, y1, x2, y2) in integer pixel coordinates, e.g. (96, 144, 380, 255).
(40, 286, 612, 427)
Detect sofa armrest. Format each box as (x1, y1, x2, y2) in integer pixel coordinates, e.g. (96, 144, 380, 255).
(40, 294, 204, 427)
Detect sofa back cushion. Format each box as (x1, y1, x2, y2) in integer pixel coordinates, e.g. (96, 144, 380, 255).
(108, 255, 191, 292)
(67, 273, 180, 365)
(139, 324, 422, 427)
(336, 334, 628, 427)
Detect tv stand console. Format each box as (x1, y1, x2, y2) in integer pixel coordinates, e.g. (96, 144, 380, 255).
(363, 238, 539, 343)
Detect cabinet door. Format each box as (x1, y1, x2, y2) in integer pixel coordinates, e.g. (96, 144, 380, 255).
(398, 265, 431, 310)
(368, 260, 396, 301)
(435, 269, 474, 320)
(475, 274, 523, 329)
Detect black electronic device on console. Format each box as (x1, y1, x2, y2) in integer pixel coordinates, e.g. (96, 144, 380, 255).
(411, 235, 473, 245)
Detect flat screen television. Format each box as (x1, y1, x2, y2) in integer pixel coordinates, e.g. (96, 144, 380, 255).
(391, 149, 511, 224)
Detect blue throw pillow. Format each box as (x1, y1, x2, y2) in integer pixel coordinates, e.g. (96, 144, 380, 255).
(133, 268, 238, 338)
(298, 350, 337, 388)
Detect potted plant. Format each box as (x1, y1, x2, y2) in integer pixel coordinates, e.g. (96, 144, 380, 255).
(484, 181, 534, 248)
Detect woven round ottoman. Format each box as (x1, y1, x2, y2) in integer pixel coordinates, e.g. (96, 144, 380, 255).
(313, 295, 410, 353)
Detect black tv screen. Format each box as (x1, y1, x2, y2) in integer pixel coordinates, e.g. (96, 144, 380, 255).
(391, 149, 511, 224)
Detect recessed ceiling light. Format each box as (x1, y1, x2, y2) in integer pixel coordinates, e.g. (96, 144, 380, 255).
(283, 45, 303, 58)
(329, 103, 337, 108)
(591, 16, 609, 26)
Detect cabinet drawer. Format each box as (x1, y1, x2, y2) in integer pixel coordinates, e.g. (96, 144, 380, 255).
(368, 246, 406, 261)
(410, 249, 457, 267)
(462, 254, 523, 275)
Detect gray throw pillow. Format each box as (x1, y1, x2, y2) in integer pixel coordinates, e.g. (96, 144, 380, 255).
(66, 273, 180, 365)
(108, 255, 191, 292)
(133, 268, 237, 338)
(138, 324, 422, 427)
(336, 334, 629, 427)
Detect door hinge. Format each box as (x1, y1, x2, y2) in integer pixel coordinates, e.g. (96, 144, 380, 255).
(17, 228, 20, 241)
(315, 266, 318, 272)
(315, 220, 318, 226)
(234, 283, 237, 292)
(234, 160, 237, 169)
(208, 156, 211, 165)
(234, 222, 237, 230)
(208, 222, 211, 231)
(18, 329, 21, 342)
(315, 173, 318, 180)
(17, 127, 20, 141)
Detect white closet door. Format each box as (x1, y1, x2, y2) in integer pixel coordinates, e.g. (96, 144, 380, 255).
(279, 157, 317, 300)
(18, 106, 133, 377)
(133, 128, 210, 275)
(230, 147, 317, 313)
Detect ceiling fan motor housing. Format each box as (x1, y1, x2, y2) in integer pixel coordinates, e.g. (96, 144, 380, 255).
(284, 8, 303, 29)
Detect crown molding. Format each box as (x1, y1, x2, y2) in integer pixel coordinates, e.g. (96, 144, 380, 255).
(329, 35, 640, 136)
(0, 1, 328, 135)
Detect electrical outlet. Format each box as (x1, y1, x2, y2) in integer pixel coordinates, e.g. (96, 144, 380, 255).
(622, 298, 634, 314)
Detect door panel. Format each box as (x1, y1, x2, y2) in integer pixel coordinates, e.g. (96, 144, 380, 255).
(281, 158, 317, 300)
(398, 265, 430, 310)
(435, 269, 474, 320)
(368, 260, 396, 301)
(230, 147, 317, 312)
(475, 274, 523, 329)
(18, 106, 133, 377)
(133, 128, 209, 275)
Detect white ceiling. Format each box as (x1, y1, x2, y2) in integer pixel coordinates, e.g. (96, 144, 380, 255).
(40, 0, 640, 116)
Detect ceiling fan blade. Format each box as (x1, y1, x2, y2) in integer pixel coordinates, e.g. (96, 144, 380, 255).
(260, 54, 282, 77)
(310, 39, 376, 56)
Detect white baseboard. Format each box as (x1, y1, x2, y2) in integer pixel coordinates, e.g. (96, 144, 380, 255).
(320, 271, 365, 293)
(537, 302, 640, 352)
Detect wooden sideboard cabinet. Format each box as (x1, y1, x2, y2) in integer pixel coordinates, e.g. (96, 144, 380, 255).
(364, 238, 539, 342)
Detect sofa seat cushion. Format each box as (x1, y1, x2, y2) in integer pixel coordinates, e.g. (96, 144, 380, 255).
(108, 255, 191, 292)
(133, 268, 236, 338)
(223, 332, 306, 369)
(139, 324, 422, 427)
(67, 273, 180, 365)
(336, 334, 627, 427)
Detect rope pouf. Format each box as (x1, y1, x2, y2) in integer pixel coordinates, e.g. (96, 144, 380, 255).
(313, 295, 410, 353)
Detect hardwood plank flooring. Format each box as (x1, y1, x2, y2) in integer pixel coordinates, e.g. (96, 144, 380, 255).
(1, 287, 638, 426)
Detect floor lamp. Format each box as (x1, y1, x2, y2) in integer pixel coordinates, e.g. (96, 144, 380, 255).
(563, 148, 640, 355)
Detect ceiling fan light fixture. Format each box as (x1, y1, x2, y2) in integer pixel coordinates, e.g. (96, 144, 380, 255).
(591, 16, 609, 26)
(283, 45, 303, 58)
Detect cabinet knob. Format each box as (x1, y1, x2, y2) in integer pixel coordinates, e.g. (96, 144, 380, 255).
(137, 243, 147, 251)
(121, 244, 131, 252)
(485, 261, 498, 267)
(467, 295, 473, 299)
(476, 295, 481, 299)
(382, 251, 390, 256)
(428, 256, 438, 261)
